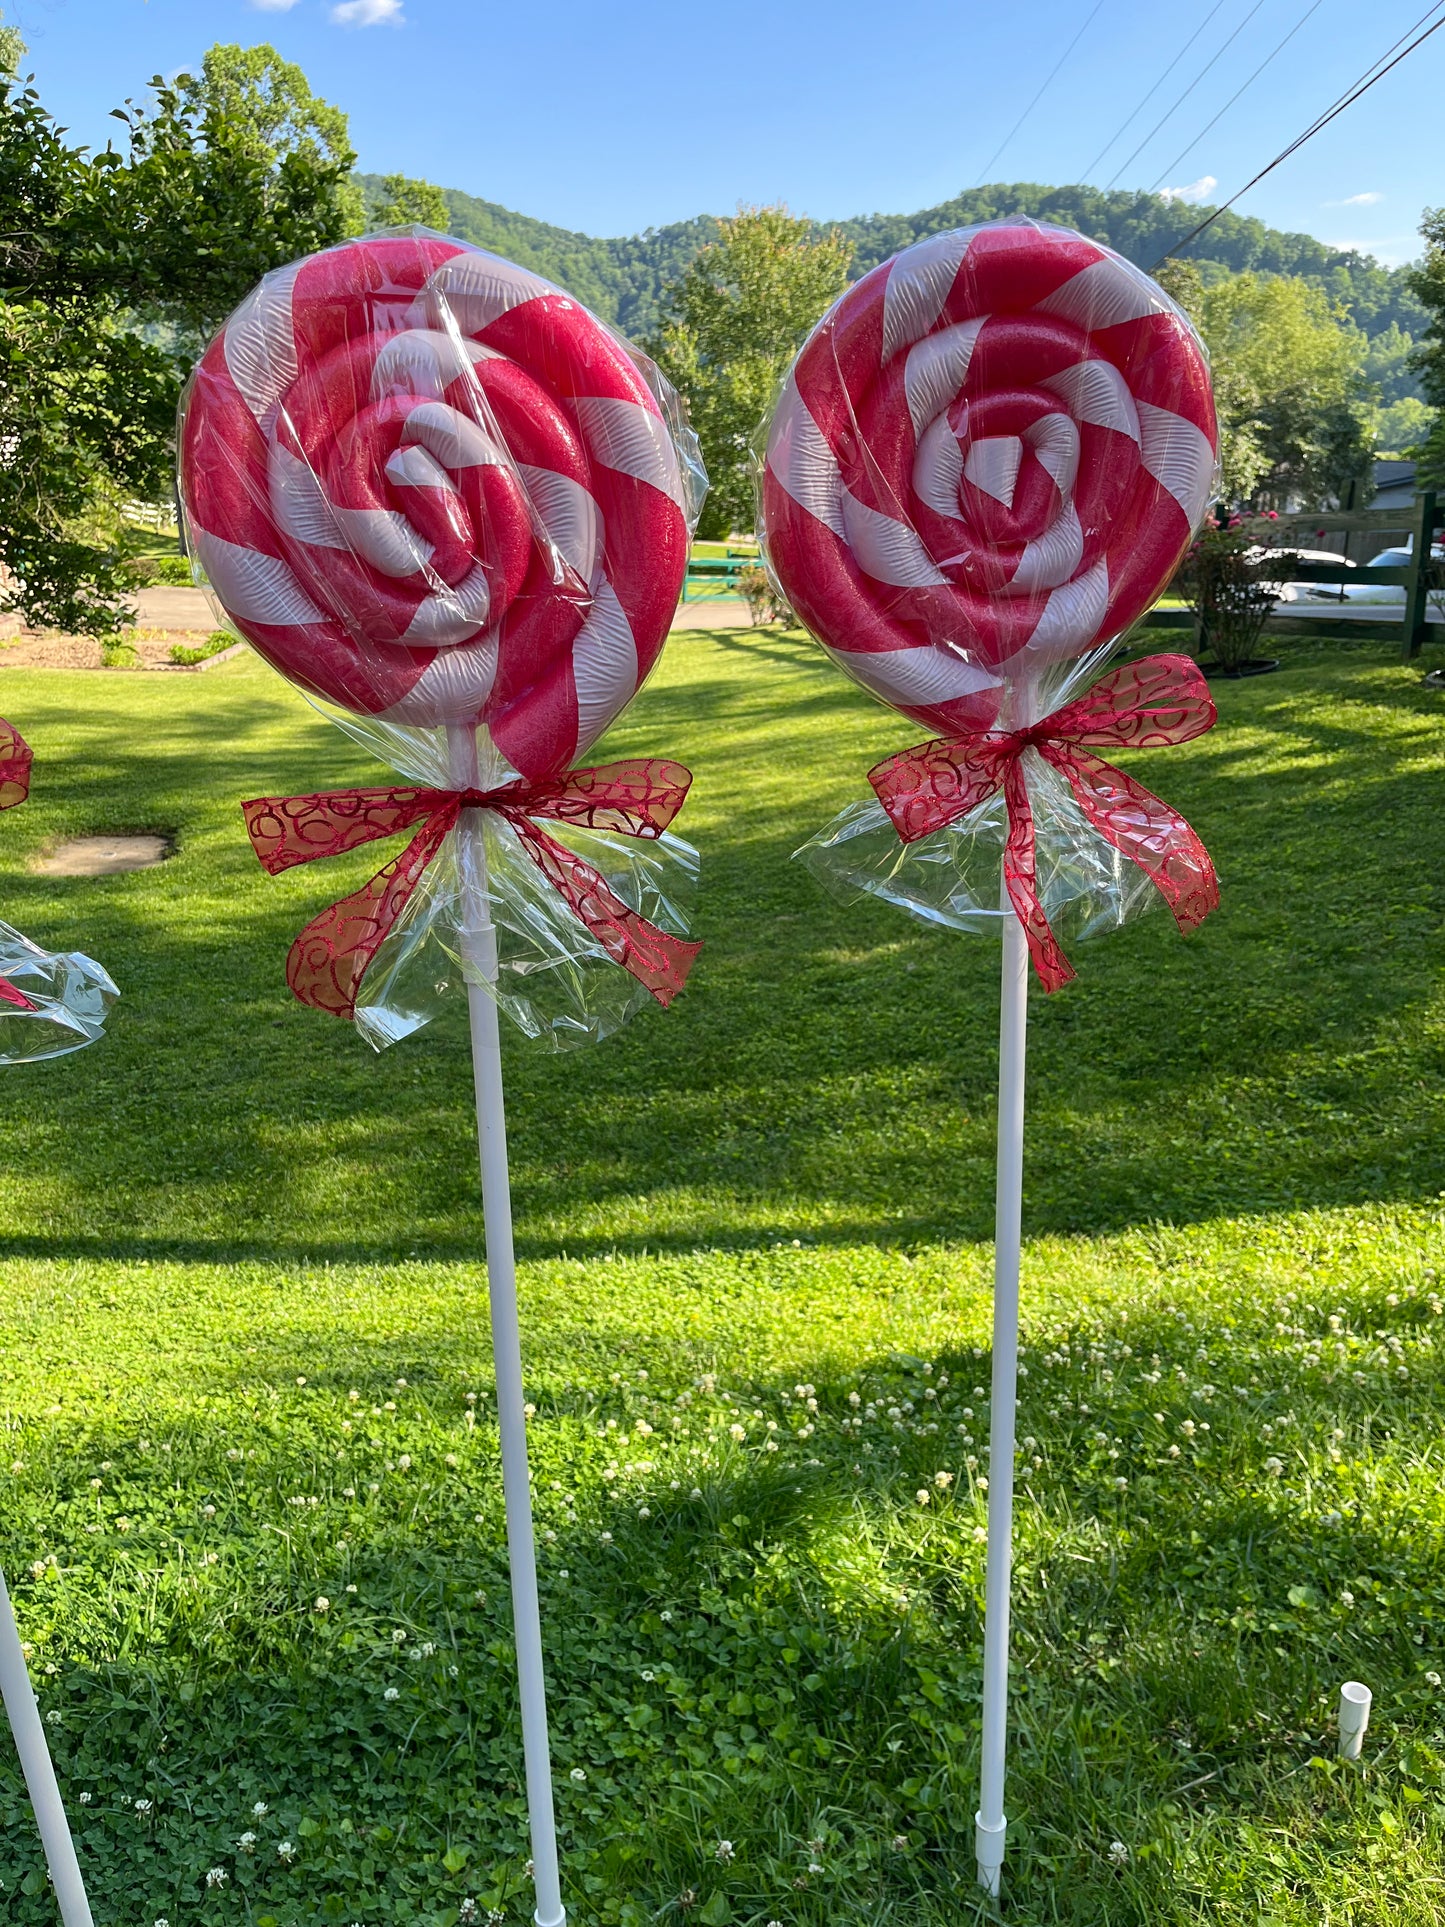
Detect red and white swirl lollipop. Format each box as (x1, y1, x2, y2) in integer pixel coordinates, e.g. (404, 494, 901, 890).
(761, 222, 1217, 732)
(180, 232, 694, 778)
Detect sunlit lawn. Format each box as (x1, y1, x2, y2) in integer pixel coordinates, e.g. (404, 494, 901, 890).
(0, 626, 1443, 1926)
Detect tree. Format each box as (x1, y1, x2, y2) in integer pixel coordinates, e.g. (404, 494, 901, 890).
(369, 173, 449, 232)
(649, 207, 853, 538)
(1407, 207, 1445, 485)
(0, 44, 358, 636)
(1189, 274, 1374, 507)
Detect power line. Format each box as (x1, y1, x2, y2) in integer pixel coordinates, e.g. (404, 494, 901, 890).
(974, 0, 1109, 188)
(1080, 14, 1219, 180)
(1106, 0, 1269, 191)
(1154, 1, 1445, 265)
(1148, 0, 1329, 192)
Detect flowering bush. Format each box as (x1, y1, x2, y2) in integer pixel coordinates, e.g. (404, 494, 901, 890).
(1177, 511, 1293, 672)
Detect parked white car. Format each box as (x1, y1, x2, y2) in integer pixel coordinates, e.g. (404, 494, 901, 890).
(1271, 544, 1445, 613)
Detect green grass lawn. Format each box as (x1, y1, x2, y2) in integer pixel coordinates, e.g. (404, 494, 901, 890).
(0, 629, 1443, 1927)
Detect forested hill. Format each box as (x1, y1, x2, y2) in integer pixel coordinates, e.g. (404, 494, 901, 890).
(360, 174, 1426, 343)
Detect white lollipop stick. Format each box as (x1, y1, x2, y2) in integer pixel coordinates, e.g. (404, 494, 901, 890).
(0, 1567, 94, 1927)
(447, 723, 566, 1927)
(1338, 1681, 1372, 1761)
(975, 893, 1029, 1898)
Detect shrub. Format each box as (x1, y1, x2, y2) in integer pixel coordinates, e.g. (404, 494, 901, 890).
(737, 565, 791, 628)
(1177, 515, 1293, 672)
(170, 631, 235, 666)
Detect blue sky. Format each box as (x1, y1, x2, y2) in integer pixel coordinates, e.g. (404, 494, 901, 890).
(15, 0, 1444, 263)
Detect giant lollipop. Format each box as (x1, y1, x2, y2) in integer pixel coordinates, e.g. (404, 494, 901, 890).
(180, 230, 708, 1927)
(760, 221, 1220, 1897)
(0, 714, 115, 1927)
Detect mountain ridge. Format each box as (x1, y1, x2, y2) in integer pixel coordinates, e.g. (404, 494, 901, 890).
(359, 173, 1427, 345)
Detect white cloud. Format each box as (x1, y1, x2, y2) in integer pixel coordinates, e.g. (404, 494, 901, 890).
(1158, 175, 1217, 206)
(249, 0, 302, 11)
(331, 0, 404, 21)
(1324, 191, 1384, 207)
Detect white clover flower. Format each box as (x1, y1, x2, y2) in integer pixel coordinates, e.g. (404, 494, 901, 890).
(135, 1798, 153, 1815)
(523, 1403, 537, 1419)
(206, 1867, 228, 1888)
(383, 1687, 400, 1702)
(599, 1530, 613, 1545)
(1108, 1840, 1129, 1866)
(79, 1793, 91, 1805)
(277, 1839, 296, 1862)
(1341, 1590, 1355, 1607)
(445, 1453, 459, 1468)
(236, 1830, 256, 1852)
(314, 1596, 330, 1613)
(729, 1423, 746, 1442)
(715, 1839, 735, 1863)
(155, 1918, 170, 1927)
(251, 1801, 268, 1818)
(1426, 1671, 1441, 1687)
(1264, 1457, 1284, 1478)
(392, 1628, 407, 1644)
(396, 1454, 411, 1472)
(46, 1710, 61, 1725)
(29, 1561, 45, 1580)
(934, 1470, 954, 1488)
(570, 1767, 587, 1782)
(915, 1489, 930, 1505)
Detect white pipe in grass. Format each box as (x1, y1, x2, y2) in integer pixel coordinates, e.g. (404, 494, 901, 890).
(975, 894, 1029, 1898)
(0, 1566, 94, 1927)
(447, 723, 567, 1927)
(1338, 1681, 1372, 1761)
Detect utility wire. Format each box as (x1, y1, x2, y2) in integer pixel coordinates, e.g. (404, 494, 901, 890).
(1153, 1, 1445, 264)
(1106, 0, 1269, 190)
(1080, 13, 1219, 179)
(974, 0, 1109, 187)
(1148, 0, 1329, 191)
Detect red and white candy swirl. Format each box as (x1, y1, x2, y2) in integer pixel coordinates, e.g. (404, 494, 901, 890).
(180, 234, 693, 779)
(761, 223, 1217, 735)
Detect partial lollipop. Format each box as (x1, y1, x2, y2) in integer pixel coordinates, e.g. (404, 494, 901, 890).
(0, 718, 117, 1063)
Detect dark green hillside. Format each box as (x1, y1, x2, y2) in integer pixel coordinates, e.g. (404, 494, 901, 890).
(358, 173, 1426, 345)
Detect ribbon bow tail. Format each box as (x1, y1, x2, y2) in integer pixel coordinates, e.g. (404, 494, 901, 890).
(1042, 742, 1220, 935)
(281, 810, 456, 1020)
(508, 816, 701, 1008)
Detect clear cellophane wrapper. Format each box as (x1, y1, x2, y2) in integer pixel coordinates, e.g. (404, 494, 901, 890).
(795, 641, 1162, 943)
(0, 923, 118, 1063)
(318, 705, 698, 1052)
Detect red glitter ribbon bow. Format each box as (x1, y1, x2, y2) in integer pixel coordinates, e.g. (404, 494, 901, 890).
(242, 759, 702, 1021)
(867, 655, 1219, 993)
(0, 717, 35, 1010)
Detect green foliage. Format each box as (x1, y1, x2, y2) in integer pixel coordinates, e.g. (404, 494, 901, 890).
(367, 173, 450, 234)
(1196, 274, 1375, 506)
(649, 208, 853, 538)
(1378, 396, 1432, 457)
(0, 7, 23, 78)
(1, 631, 1445, 1922)
(0, 43, 356, 638)
(169, 631, 234, 665)
(1407, 208, 1445, 486)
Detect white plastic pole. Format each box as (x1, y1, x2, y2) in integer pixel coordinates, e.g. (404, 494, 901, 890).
(975, 896, 1029, 1898)
(0, 1567, 94, 1927)
(447, 724, 566, 1927)
(1338, 1681, 1372, 1761)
